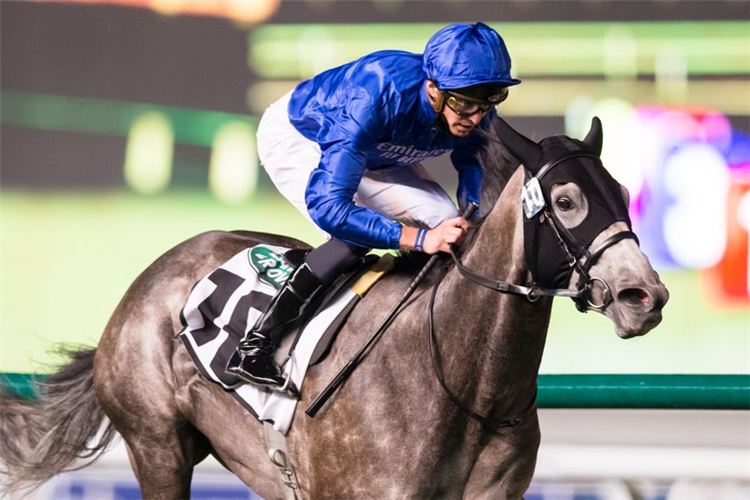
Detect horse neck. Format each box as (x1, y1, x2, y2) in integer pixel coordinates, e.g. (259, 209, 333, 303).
(435, 167, 552, 418)
(463, 166, 528, 284)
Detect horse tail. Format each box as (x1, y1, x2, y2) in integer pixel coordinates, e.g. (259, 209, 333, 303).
(0, 348, 118, 495)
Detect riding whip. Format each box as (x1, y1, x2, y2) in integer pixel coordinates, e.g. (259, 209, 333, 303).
(306, 202, 479, 418)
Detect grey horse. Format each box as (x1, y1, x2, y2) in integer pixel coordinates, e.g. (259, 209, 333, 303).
(0, 117, 668, 499)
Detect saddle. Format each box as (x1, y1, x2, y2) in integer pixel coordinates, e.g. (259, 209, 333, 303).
(277, 250, 384, 367)
(178, 244, 394, 433)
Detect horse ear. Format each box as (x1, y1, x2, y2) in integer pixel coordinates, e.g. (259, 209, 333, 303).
(583, 116, 603, 156)
(492, 116, 543, 172)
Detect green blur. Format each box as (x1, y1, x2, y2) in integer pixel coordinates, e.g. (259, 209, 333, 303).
(0, 190, 324, 374)
(250, 21, 750, 79)
(1, 91, 255, 147)
(1, 190, 748, 375)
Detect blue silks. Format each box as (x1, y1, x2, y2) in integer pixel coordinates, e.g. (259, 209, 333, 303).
(287, 23, 519, 249)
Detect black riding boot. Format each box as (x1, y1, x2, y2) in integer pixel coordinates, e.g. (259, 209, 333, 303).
(225, 263, 323, 395)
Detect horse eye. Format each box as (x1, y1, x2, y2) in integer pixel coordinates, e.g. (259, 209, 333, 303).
(556, 197, 572, 211)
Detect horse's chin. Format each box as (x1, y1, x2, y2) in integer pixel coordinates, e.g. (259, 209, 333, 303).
(612, 310, 663, 339)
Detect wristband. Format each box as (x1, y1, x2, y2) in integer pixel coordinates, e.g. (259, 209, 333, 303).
(415, 228, 428, 252)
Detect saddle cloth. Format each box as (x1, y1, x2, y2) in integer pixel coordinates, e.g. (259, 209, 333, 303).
(178, 244, 392, 435)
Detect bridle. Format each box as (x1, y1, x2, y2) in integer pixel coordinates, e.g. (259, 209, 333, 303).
(521, 150, 639, 311)
(450, 151, 639, 310)
(427, 151, 639, 433)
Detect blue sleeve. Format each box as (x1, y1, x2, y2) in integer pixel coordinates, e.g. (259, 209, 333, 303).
(450, 139, 485, 209)
(304, 94, 402, 249)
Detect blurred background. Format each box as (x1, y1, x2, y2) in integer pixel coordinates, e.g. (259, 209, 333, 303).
(1, 0, 748, 499)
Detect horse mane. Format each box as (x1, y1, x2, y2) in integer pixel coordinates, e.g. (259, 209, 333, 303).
(476, 124, 521, 215)
(453, 124, 521, 252)
(393, 125, 520, 274)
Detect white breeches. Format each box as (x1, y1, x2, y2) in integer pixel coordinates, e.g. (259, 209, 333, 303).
(256, 91, 459, 239)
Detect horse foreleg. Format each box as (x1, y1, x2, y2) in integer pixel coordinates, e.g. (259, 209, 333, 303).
(462, 413, 541, 500)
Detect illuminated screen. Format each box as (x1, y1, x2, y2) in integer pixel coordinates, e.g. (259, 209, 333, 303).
(1, 1, 748, 376)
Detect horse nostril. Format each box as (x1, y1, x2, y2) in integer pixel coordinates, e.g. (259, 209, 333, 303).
(618, 288, 651, 307)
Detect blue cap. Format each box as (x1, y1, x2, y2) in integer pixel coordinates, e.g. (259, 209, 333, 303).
(422, 22, 521, 90)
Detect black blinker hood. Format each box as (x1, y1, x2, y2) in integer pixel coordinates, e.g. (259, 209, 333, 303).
(493, 117, 631, 289)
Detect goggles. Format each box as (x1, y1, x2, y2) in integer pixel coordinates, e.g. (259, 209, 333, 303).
(442, 87, 508, 117)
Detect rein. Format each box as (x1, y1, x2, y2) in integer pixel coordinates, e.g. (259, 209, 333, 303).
(428, 262, 533, 434)
(427, 230, 627, 433)
(449, 245, 580, 302)
(427, 150, 640, 433)
(424, 241, 569, 434)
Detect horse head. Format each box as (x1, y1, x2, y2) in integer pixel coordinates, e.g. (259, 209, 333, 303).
(492, 116, 669, 338)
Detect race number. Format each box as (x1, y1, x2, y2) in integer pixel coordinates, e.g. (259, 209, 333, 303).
(522, 177, 546, 220)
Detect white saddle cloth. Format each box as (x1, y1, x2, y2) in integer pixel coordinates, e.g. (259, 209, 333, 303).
(178, 245, 358, 435)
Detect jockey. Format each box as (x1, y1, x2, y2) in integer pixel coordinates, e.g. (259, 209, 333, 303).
(226, 22, 521, 395)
